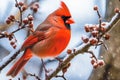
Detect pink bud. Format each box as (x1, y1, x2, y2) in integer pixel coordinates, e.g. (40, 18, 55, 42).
(98, 60, 105, 66)
(93, 62, 98, 69)
(91, 58, 96, 65)
(81, 35, 89, 43)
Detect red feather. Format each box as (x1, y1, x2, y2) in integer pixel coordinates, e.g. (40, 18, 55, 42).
(55, 1, 71, 17)
(21, 31, 46, 50)
(7, 49, 32, 77)
(21, 35, 39, 50)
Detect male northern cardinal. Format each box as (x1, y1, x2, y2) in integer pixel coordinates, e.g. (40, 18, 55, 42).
(7, 1, 74, 77)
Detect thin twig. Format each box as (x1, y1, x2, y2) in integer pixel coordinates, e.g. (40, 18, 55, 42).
(12, 25, 26, 34)
(15, 0, 23, 26)
(97, 10, 102, 32)
(56, 75, 67, 80)
(0, 25, 26, 39)
(27, 73, 41, 80)
(0, 32, 6, 38)
(41, 59, 49, 78)
(96, 9, 102, 48)
(87, 51, 98, 61)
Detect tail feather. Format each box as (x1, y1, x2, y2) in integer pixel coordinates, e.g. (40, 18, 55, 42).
(6, 48, 33, 77)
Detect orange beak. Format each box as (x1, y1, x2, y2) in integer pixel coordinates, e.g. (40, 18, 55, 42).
(66, 18, 75, 24)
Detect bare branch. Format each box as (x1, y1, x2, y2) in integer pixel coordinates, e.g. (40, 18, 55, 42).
(47, 12, 120, 80)
(0, 50, 20, 71)
(47, 44, 91, 80)
(0, 0, 39, 39)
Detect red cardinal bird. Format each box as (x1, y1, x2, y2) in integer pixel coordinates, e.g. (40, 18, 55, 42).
(7, 1, 74, 77)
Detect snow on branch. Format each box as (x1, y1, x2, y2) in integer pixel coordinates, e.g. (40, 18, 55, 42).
(46, 8, 120, 80)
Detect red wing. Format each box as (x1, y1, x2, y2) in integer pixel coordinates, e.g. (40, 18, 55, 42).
(21, 35, 38, 49)
(21, 31, 46, 50)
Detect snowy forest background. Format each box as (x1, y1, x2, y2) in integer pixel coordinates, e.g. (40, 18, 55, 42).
(0, 0, 120, 80)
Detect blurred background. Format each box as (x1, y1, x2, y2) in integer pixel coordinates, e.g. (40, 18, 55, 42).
(0, 0, 120, 80)
(89, 0, 120, 80)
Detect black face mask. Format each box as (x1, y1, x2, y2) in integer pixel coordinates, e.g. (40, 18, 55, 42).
(61, 16, 71, 30)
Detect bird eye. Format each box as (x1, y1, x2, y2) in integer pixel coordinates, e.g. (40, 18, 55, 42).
(61, 16, 71, 21)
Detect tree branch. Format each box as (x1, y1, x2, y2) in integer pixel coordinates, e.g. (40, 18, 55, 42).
(0, 0, 39, 39)
(47, 12, 120, 80)
(0, 49, 20, 71)
(0, 0, 39, 74)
